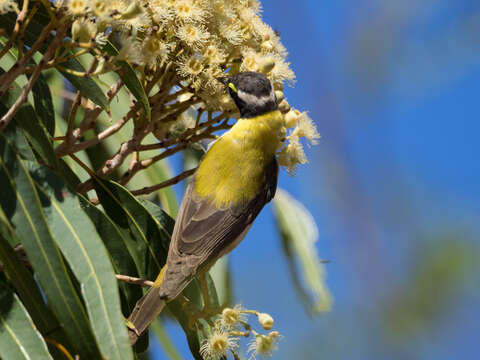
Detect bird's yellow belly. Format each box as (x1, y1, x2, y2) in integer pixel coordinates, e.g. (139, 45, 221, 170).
(194, 111, 284, 207)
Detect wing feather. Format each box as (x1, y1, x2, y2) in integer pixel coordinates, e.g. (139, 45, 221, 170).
(159, 159, 278, 300)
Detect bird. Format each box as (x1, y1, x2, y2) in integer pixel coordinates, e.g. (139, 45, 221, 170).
(127, 71, 284, 344)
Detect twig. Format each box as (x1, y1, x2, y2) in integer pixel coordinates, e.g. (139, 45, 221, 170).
(55, 102, 139, 156)
(0, 22, 68, 132)
(130, 168, 197, 196)
(0, 18, 58, 96)
(66, 91, 82, 140)
(138, 112, 230, 151)
(0, 0, 30, 60)
(17, 2, 40, 59)
(45, 338, 74, 360)
(117, 118, 229, 186)
(115, 274, 153, 287)
(54, 79, 124, 156)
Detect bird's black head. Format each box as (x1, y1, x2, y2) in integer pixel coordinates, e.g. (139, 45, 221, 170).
(218, 72, 278, 118)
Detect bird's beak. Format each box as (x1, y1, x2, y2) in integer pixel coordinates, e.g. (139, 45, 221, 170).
(216, 77, 230, 86)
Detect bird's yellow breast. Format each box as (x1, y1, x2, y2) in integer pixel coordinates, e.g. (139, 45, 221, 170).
(194, 110, 284, 207)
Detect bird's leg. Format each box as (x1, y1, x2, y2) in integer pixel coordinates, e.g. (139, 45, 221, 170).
(199, 272, 211, 310)
(198, 273, 223, 317)
(180, 274, 224, 329)
(177, 295, 198, 315)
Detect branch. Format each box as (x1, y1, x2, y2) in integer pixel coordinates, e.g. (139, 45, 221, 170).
(54, 79, 124, 156)
(0, 0, 30, 60)
(55, 101, 139, 157)
(0, 22, 68, 132)
(130, 168, 197, 196)
(138, 112, 231, 151)
(0, 16, 59, 96)
(115, 274, 153, 287)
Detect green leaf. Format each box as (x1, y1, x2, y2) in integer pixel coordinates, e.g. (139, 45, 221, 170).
(0, 13, 49, 55)
(209, 256, 233, 306)
(0, 120, 35, 162)
(272, 188, 332, 314)
(79, 197, 142, 312)
(0, 74, 57, 168)
(144, 158, 179, 218)
(14, 104, 58, 168)
(59, 58, 109, 111)
(0, 135, 100, 358)
(32, 72, 55, 136)
(28, 164, 133, 360)
(79, 197, 149, 354)
(0, 209, 59, 335)
(0, 280, 53, 360)
(92, 178, 170, 281)
(103, 41, 151, 121)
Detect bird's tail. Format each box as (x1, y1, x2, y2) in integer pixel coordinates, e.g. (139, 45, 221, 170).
(127, 286, 166, 344)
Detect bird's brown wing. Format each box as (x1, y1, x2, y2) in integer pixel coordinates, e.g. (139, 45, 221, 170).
(159, 158, 278, 300)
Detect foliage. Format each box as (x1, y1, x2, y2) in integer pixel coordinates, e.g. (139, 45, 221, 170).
(0, 0, 328, 358)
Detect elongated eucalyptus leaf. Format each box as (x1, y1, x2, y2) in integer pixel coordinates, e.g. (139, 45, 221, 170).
(209, 256, 233, 306)
(0, 281, 53, 360)
(0, 13, 48, 55)
(32, 72, 55, 136)
(92, 178, 170, 281)
(143, 158, 179, 218)
(79, 197, 142, 313)
(1, 121, 35, 162)
(0, 209, 59, 335)
(0, 4, 52, 54)
(273, 188, 332, 314)
(14, 104, 58, 168)
(59, 58, 109, 111)
(0, 136, 100, 358)
(103, 41, 151, 121)
(28, 163, 133, 360)
(0, 75, 57, 168)
(79, 197, 150, 354)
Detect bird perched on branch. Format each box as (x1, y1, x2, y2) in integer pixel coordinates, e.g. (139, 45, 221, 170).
(127, 72, 284, 344)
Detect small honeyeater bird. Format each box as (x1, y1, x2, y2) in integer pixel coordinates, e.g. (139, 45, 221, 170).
(127, 72, 284, 344)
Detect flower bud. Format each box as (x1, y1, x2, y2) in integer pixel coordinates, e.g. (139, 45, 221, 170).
(257, 312, 274, 330)
(71, 19, 97, 43)
(260, 56, 275, 74)
(71, 20, 82, 41)
(278, 99, 290, 114)
(121, 2, 143, 20)
(275, 90, 284, 103)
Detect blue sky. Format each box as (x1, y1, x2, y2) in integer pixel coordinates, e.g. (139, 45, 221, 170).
(152, 1, 480, 359)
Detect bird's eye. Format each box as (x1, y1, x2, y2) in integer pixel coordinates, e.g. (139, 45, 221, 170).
(228, 82, 238, 93)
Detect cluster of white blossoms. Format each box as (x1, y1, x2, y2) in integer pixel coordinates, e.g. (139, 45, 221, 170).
(59, 0, 319, 174)
(0, 0, 19, 14)
(62, 0, 293, 107)
(200, 305, 282, 360)
(278, 108, 320, 175)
